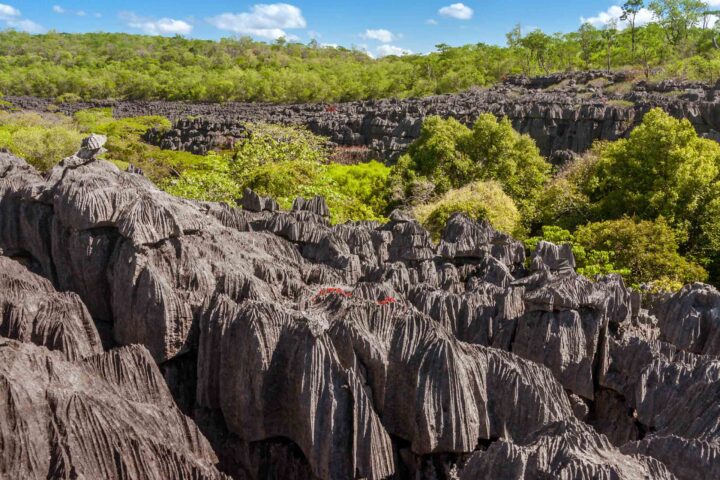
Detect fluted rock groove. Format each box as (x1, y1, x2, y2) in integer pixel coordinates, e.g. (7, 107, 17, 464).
(1, 138, 719, 478)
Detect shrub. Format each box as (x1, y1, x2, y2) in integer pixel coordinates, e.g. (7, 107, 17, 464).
(326, 161, 390, 216)
(0, 112, 84, 170)
(74, 108, 201, 181)
(525, 219, 706, 288)
(574, 217, 707, 287)
(243, 159, 389, 224)
(414, 181, 521, 240)
(389, 114, 550, 221)
(159, 153, 240, 204)
(389, 116, 471, 201)
(461, 114, 551, 213)
(535, 150, 603, 230)
(231, 123, 328, 185)
(524, 225, 629, 279)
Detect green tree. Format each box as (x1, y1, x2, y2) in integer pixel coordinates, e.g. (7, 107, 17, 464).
(636, 23, 669, 77)
(520, 29, 554, 74)
(649, 0, 708, 46)
(575, 217, 708, 286)
(621, 0, 646, 59)
(0, 112, 84, 170)
(389, 114, 551, 221)
(588, 109, 720, 240)
(524, 225, 629, 279)
(602, 20, 619, 72)
(578, 23, 601, 69)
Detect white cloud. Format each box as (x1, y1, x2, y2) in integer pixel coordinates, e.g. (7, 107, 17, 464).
(438, 3, 473, 20)
(7, 18, 44, 33)
(0, 3, 20, 20)
(426, 19, 438, 25)
(376, 44, 412, 57)
(54, 5, 96, 18)
(361, 28, 395, 43)
(0, 4, 44, 33)
(207, 3, 306, 40)
(581, 5, 655, 28)
(122, 12, 193, 35)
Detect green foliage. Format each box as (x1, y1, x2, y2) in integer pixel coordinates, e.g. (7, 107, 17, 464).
(524, 218, 706, 288)
(649, 0, 707, 46)
(0, 108, 390, 224)
(74, 108, 200, 181)
(389, 116, 471, 201)
(524, 225, 629, 278)
(585, 108, 720, 251)
(227, 123, 390, 223)
(0, 111, 84, 170)
(463, 114, 551, 215)
(540, 108, 720, 282)
(231, 123, 328, 184)
(4, 18, 720, 104)
(390, 114, 550, 221)
(241, 158, 390, 224)
(326, 161, 390, 217)
(160, 153, 240, 204)
(575, 217, 707, 286)
(413, 181, 521, 240)
(536, 151, 601, 229)
(0, 32, 516, 103)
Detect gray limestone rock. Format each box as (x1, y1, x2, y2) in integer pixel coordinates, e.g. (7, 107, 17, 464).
(0, 255, 102, 360)
(0, 338, 228, 480)
(460, 417, 676, 480)
(2, 142, 720, 479)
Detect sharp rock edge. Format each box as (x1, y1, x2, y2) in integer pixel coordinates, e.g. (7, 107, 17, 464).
(1, 140, 719, 479)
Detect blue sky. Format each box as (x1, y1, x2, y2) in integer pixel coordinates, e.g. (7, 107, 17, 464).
(0, 1, 706, 56)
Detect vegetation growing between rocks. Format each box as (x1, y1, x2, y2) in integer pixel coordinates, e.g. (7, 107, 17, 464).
(0, 110, 391, 224)
(413, 181, 522, 240)
(0, 103, 716, 289)
(389, 114, 551, 223)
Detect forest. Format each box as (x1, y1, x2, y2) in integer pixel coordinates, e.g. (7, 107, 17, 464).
(3, 1, 720, 103)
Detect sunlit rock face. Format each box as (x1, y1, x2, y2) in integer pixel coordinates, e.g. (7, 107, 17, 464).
(1, 141, 719, 479)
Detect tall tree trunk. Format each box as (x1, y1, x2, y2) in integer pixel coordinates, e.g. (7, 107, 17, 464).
(607, 45, 611, 73)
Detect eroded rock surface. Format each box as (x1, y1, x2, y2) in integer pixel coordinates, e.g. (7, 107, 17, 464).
(0, 338, 228, 480)
(2, 140, 720, 479)
(0, 255, 102, 360)
(9, 71, 720, 160)
(460, 417, 675, 480)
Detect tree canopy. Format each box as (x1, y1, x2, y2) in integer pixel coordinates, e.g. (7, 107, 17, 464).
(5, 4, 720, 104)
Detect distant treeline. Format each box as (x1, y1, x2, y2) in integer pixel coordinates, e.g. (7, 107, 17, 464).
(3, 1, 720, 102)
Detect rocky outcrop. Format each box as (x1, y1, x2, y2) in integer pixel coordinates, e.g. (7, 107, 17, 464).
(0, 250, 227, 479)
(650, 282, 720, 356)
(2, 138, 720, 478)
(0, 338, 228, 480)
(460, 417, 675, 480)
(143, 118, 249, 155)
(0, 255, 102, 360)
(8, 72, 720, 161)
